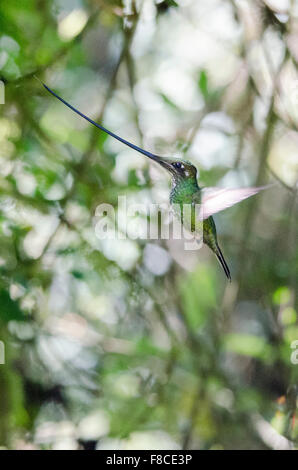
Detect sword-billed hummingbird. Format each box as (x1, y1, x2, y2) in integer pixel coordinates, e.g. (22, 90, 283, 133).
(41, 82, 270, 281)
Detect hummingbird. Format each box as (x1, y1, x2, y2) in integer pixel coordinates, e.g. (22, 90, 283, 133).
(41, 82, 270, 281)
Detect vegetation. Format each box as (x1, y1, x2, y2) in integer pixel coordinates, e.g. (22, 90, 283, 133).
(0, 0, 297, 450)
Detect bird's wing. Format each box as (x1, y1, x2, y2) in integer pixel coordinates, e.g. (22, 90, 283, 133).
(195, 185, 271, 220)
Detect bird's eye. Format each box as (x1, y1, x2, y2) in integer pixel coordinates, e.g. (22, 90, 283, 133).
(174, 162, 183, 169)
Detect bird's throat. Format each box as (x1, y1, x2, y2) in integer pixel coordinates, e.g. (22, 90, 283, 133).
(170, 177, 199, 205)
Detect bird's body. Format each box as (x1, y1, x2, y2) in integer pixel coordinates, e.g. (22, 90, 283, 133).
(41, 81, 271, 281)
(168, 161, 231, 280)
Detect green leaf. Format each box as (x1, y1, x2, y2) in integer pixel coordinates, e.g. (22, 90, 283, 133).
(0, 290, 25, 322)
(224, 333, 274, 362)
(165, 0, 179, 7)
(198, 70, 209, 99)
(159, 92, 180, 111)
(273, 286, 291, 305)
(179, 265, 216, 330)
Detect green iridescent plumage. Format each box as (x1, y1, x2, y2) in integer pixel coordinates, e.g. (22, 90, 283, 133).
(169, 159, 231, 280)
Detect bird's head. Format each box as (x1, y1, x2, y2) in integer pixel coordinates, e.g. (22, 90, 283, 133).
(148, 156, 198, 184)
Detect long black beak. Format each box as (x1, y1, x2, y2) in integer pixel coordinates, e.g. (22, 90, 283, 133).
(41, 82, 172, 170)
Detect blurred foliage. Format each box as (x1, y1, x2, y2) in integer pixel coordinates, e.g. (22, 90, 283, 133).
(0, 0, 297, 450)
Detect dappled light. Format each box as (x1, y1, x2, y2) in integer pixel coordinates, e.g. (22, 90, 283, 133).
(0, 0, 297, 451)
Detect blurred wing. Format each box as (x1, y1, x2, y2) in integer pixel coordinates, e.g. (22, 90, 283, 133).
(199, 185, 271, 220)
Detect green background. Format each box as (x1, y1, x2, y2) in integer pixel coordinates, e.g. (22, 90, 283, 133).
(0, 0, 297, 450)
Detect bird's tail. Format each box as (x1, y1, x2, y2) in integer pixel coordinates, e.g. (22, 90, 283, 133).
(215, 244, 231, 281)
